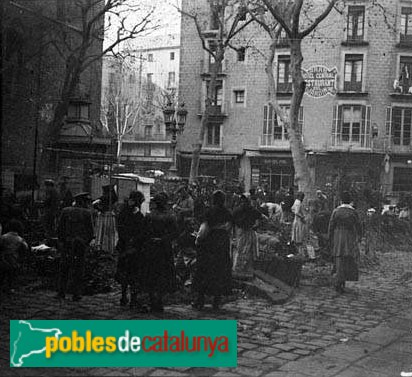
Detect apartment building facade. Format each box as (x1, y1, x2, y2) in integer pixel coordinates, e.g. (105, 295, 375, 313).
(178, 0, 412, 198)
(108, 35, 181, 173)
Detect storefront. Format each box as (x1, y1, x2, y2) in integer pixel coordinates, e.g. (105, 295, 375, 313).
(179, 152, 240, 183)
(245, 152, 295, 193)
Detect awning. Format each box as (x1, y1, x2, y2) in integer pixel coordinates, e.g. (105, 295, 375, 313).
(244, 150, 292, 158)
(179, 152, 240, 160)
(112, 173, 155, 184)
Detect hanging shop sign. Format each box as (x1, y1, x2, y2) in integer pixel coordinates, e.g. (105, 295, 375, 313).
(302, 65, 338, 98)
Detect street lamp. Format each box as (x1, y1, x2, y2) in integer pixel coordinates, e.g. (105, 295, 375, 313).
(163, 101, 187, 175)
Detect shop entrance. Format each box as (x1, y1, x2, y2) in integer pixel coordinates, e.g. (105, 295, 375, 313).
(251, 157, 294, 192)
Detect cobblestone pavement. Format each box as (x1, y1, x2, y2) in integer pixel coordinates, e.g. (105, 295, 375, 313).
(1, 250, 412, 376)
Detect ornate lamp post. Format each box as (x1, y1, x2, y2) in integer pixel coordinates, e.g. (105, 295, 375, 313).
(163, 101, 187, 175)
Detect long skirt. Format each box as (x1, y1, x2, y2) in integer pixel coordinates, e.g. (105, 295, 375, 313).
(232, 227, 257, 275)
(95, 212, 117, 253)
(335, 255, 359, 283)
(140, 239, 176, 295)
(193, 228, 232, 296)
(292, 217, 306, 244)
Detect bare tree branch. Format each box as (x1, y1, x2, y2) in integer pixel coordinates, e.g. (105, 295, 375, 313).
(300, 0, 339, 38)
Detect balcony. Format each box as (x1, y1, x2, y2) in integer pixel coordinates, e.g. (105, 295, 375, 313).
(200, 59, 228, 77)
(391, 79, 412, 99)
(276, 83, 293, 97)
(341, 38, 369, 47)
(259, 135, 290, 150)
(397, 34, 412, 48)
(328, 134, 371, 151)
(385, 136, 412, 154)
(198, 100, 229, 119)
(123, 134, 170, 144)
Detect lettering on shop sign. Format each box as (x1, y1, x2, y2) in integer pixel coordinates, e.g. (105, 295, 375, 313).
(302, 65, 338, 98)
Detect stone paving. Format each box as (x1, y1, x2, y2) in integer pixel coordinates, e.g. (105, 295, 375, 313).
(1, 250, 412, 376)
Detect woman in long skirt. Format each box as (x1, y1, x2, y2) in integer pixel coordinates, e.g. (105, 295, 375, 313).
(93, 185, 118, 253)
(291, 191, 307, 256)
(328, 191, 362, 293)
(192, 190, 233, 310)
(232, 194, 264, 277)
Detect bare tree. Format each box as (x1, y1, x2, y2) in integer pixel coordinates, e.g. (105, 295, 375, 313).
(47, 0, 160, 143)
(247, 0, 342, 199)
(101, 88, 141, 164)
(179, 0, 254, 183)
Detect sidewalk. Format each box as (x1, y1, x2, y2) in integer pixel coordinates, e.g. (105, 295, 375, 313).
(265, 308, 412, 377)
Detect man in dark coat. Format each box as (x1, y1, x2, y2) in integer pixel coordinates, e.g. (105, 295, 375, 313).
(116, 191, 146, 309)
(58, 176, 73, 210)
(142, 192, 178, 312)
(56, 192, 94, 301)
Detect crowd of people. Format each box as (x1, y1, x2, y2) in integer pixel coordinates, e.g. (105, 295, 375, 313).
(1, 178, 411, 307)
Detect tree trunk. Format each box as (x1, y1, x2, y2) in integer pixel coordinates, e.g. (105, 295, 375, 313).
(117, 136, 123, 164)
(189, 48, 223, 184)
(289, 39, 315, 199)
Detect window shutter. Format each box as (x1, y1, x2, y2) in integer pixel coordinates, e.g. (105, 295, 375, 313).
(263, 105, 268, 135)
(385, 107, 392, 136)
(362, 105, 371, 147)
(298, 106, 304, 139)
(268, 104, 273, 136)
(367, 106, 371, 147)
(332, 105, 339, 146)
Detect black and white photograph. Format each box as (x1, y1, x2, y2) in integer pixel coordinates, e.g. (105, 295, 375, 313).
(1, 0, 412, 375)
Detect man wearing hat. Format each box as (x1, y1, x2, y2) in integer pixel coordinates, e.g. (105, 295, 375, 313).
(56, 192, 94, 301)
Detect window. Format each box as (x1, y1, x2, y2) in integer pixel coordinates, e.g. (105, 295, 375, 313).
(332, 105, 371, 147)
(210, 5, 222, 29)
(234, 90, 245, 104)
(148, 53, 153, 62)
(170, 52, 175, 60)
(144, 144, 151, 157)
(262, 104, 303, 145)
(167, 72, 175, 88)
(56, 1, 66, 20)
(397, 56, 412, 94)
(401, 7, 412, 44)
(109, 72, 116, 89)
(392, 107, 412, 146)
(277, 28, 288, 45)
(393, 167, 412, 192)
(347, 6, 365, 42)
(207, 81, 223, 107)
(147, 73, 153, 84)
(237, 47, 246, 62)
(208, 40, 221, 73)
(238, 6, 247, 21)
(67, 101, 90, 122)
(206, 124, 221, 146)
(344, 54, 363, 92)
(144, 125, 152, 138)
(277, 55, 292, 92)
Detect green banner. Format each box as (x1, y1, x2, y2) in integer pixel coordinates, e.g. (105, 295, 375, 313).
(10, 320, 237, 368)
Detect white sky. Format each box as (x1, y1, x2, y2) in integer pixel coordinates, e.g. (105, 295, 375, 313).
(104, 0, 181, 51)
